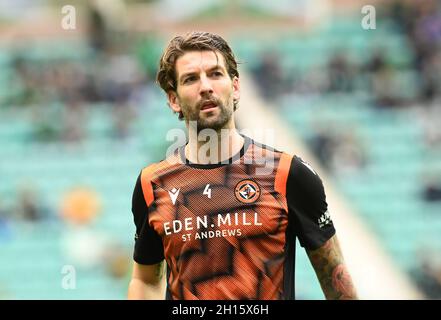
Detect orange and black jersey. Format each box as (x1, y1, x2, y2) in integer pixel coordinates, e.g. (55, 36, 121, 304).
(131, 136, 335, 300)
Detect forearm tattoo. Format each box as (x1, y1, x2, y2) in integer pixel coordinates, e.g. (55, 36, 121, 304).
(155, 261, 165, 280)
(307, 236, 358, 300)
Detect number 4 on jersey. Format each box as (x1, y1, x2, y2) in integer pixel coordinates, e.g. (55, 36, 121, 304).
(203, 184, 212, 199)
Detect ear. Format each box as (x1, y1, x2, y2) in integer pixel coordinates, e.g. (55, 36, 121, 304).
(232, 76, 240, 103)
(167, 91, 181, 114)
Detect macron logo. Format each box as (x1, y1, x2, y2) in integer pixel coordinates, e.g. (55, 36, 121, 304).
(168, 188, 180, 205)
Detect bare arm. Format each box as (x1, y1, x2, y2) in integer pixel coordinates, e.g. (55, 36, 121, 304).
(127, 261, 166, 300)
(306, 235, 358, 300)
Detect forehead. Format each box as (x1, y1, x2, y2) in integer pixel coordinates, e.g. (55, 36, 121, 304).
(175, 50, 227, 76)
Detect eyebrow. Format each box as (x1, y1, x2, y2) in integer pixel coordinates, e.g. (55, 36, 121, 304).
(179, 65, 225, 82)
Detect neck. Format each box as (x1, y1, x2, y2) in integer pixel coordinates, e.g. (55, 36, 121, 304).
(185, 120, 244, 164)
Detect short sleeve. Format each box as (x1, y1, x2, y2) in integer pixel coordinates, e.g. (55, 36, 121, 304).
(132, 173, 164, 264)
(286, 156, 336, 250)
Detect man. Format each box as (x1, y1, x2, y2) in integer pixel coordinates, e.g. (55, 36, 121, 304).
(127, 31, 357, 300)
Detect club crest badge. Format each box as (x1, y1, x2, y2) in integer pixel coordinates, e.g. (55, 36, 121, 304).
(234, 179, 261, 204)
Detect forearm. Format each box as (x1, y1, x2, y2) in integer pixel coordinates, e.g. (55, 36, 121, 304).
(307, 235, 358, 300)
(128, 278, 166, 300)
(127, 261, 167, 300)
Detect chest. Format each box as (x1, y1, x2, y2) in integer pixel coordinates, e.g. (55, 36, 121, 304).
(147, 166, 288, 246)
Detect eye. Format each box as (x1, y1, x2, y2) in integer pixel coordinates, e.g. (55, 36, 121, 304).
(183, 76, 196, 84)
(211, 71, 223, 77)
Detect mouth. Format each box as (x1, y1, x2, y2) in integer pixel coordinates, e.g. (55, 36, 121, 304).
(200, 101, 218, 111)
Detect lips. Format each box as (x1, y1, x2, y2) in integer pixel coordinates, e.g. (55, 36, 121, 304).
(200, 101, 218, 110)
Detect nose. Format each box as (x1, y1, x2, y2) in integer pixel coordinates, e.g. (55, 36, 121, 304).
(199, 74, 213, 96)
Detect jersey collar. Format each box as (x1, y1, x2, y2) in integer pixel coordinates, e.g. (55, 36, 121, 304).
(179, 134, 252, 169)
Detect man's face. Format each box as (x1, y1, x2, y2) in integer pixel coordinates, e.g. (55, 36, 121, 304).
(168, 50, 240, 131)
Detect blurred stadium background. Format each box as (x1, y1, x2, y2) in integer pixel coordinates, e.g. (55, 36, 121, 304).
(0, 0, 440, 299)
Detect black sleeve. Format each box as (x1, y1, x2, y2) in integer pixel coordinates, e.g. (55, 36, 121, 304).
(132, 173, 164, 265)
(286, 156, 336, 250)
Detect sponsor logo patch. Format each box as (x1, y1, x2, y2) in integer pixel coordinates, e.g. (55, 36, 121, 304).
(318, 210, 332, 228)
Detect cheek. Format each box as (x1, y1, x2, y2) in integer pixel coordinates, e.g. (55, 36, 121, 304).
(215, 82, 234, 98)
(177, 89, 197, 105)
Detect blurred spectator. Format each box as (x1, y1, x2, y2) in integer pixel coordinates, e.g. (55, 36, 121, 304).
(251, 51, 285, 101)
(363, 50, 390, 105)
(59, 186, 105, 269)
(423, 181, 441, 202)
(362, 49, 411, 108)
(14, 185, 50, 222)
(11, 57, 41, 106)
(364, 50, 387, 74)
(98, 44, 144, 103)
(112, 103, 136, 141)
(60, 186, 102, 226)
(102, 242, 131, 280)
(61, 227, 108, 269)
(58, 185, 130, 280)
(310, 126, 336, 171)
(386, 0, 441, 102)
(411, 248, 441, 299)
(30, 104, 61, 143)
(88, 2, 108, 52)
(310, 124, 367, 175)
(326, 52, 354, 92)
(420, 51, 441, 102)
(420, 105, 441, 149)
(0, 196, 12, 241)
(8, 41, 155, 145)
(62, 100, 86, 144)
(385, 0, 415, 34)
(330, 131, 367, 176)
(370, 61, 404, 108)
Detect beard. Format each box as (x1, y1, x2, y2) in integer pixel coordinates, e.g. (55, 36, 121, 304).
(180, 94, 233, 132)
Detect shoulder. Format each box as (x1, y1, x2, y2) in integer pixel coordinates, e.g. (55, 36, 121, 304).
(286, 155, 325, 200)
(247, 137, 321, 185)
(247, 137, 288, 164)
(140, 151, 182, 179)
(249, 137, 283, 156)
(289, 156, 320, 180)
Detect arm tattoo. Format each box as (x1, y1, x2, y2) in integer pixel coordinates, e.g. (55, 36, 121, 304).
(155, 261, 165, 280)
(307, 236, 358, 299)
